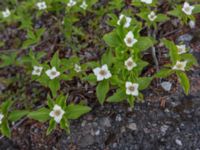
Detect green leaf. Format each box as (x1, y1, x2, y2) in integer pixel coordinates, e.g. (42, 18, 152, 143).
(1, 121, 11, 138)
(60, 118, 70, 134)
(137, 12, 148, 21)
(162, 39, 179, 64)
(0, 53, 17, 68)
(176, 71, 190, 95)
(134, 59, 149, 75)
(8, 110, 29, 122)
(56, 94, 66, 106)
(96, 80, 110, 105)
(101, 50, 114, 66)
(49, 79, 60, 98)
(168, 6, 182, 18)
(180, 53, 198, 68)
(156, 14, 169, 22)
(36, 28, 45, 39)
(110, 75, 124, 86)
(137, 77, 152, 90)
(127, 96, 135, 108)
(135, 37, 156, 52)
(107, 89, 126, 103)
(47, 95, 54, 108)
(50, 51, 60, 68)
(154, 68, 174, 78)
(66, 104, 91, 119)
(83, 74, 97, 84)
(193, 4, 200, 14)
(1, 100, 13, 114)
(103, 31, 121, 47)
(28, 108, 50, 122)
(47, 119, 56, 135)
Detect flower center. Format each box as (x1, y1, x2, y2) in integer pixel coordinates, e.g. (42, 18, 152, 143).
(128, 86, 135, 92)
(51, 71, 57, 76)
(127, 38, 132, 44)
(150, 15, 154, 19)
(185, 7, 190, 12)
(99, 69, 107, 76)
(54, 110, 61, 116)
(177, 63, 183, 69)
(127, 61, 133, 67)
(35, 69, 40, 73)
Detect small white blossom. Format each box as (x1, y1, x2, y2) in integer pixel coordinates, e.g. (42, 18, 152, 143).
(93, 64, 112, 81)
(126, 82, 139, 96)
(125, 57, 137, 71)
(80, 1, 88, 10)
(74, 64, 81, 72)
(36, 1, 47, 10)
(0, 113, 4, 124)
(45, 67, 60, 80)
(68, 0, 77, 7)
(148, 11, 157, 21)
(49, 105, 65, 123)
(189, 20, 195, 29)
(141, 0, 152, 4)
(2, 9, 11, 18)
(124, 31, 138, 47)
(32, 66, 43, 76)
(172, 61, 187, 71)
(182, 2, 194, 15)
(117, 14, 132, 28)
(177, 45, 186, 54)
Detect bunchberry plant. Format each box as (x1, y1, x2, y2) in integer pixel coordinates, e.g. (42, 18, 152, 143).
(0, 100, 12, 138)
(0, 0, 199, 138)
(28, 95, 91, 135)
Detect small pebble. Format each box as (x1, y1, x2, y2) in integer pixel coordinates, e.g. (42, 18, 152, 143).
(189, 20, 195, 29)
(161, 81, 172, 91)
(175, 139, 183, 146)
(81, 120, 86, 127)
(95, 129, 100, 136)
(127, 123, 137, 131)
(115, 114, 122, 122)
(160, 125, 169, 135)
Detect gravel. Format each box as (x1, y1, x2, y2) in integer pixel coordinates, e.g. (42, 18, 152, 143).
(161, 81, 172, 91)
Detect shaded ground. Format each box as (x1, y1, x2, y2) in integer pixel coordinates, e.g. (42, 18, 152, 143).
(1, 1, 200, 150)
(1, 49, 200, 150)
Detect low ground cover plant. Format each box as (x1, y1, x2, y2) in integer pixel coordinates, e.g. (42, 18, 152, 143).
(0, 0, 199, 138)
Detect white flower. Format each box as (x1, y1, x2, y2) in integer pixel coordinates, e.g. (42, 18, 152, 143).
(177, 45, 186, 54)
(182, 2, 194, 15)
(141, 0, 152, 4)
(172, 61, 187, 71)
(45, 67, 60, 80)
(117, 14, 132, 28)
(124, 57, 137, 71)
(36, 1, 47, 10)
(0, 113, 4, 124)
(49, 105, 65, 123)
(32, 66, 43, 76)
(125, 82, 139, 96)
(68, 0, 77, 7)
(124, 31, 138, 47)
(2, 9, 11, 18)
(74, 64, 81, 72)
(80, 1, 88, 9)
(189, 20, 195, 29)
(148, 11, 157, 21)
(93, 64, 112, 81)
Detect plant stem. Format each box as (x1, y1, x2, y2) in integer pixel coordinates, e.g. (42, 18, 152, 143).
(148, 29, 159, 72)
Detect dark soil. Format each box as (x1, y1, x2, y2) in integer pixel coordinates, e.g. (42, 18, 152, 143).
(1, 1, 200, 150)
(1, 48, 200, 150)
